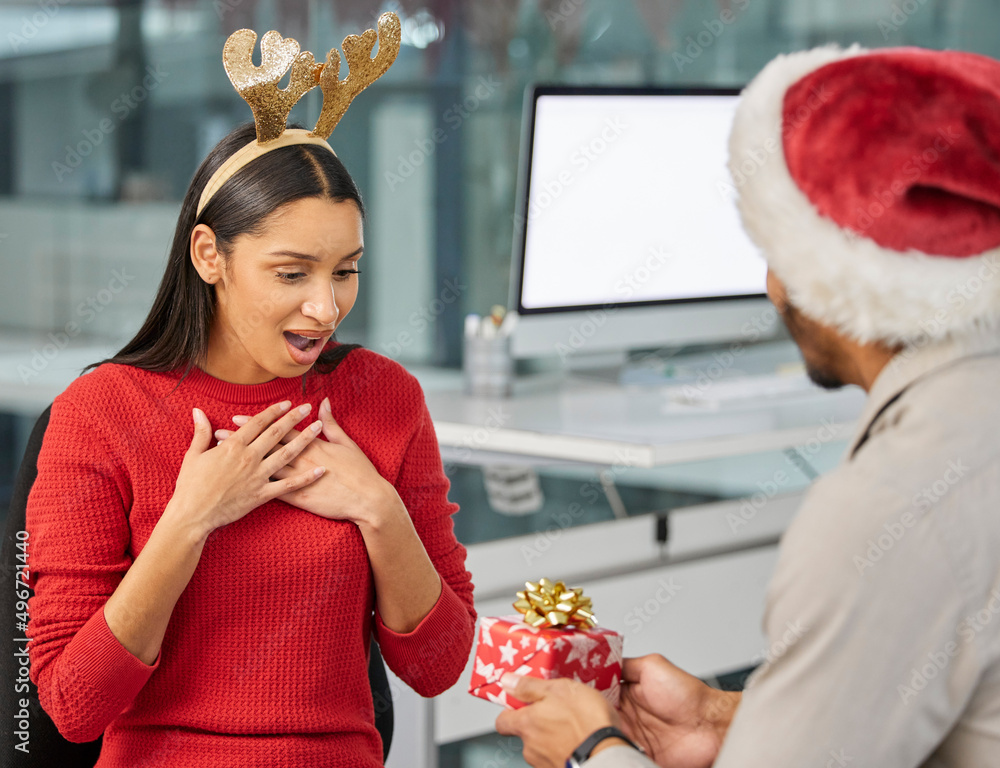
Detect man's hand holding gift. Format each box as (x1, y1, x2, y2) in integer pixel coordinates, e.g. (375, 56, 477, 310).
(472, 578, 741, 768)
(496, 672, 624, 768)
(496, 653, 740, 768)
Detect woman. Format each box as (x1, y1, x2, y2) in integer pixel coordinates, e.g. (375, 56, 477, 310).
(25, 119, 476, 767)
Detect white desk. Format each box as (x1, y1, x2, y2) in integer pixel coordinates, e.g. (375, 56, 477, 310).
(413, 365, 865, 468)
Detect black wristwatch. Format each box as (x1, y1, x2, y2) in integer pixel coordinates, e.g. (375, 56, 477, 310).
(566, 726, 645, 767)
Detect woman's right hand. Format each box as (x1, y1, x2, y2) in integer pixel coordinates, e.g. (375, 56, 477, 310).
(172, 400, 326, 538)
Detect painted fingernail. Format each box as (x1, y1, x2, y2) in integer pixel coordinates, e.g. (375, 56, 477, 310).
(310, 420, 322, 433)
(298, 403, 312, 416)
(232, 415, 249, 425)
(313, 466, 325, 477)
(279, 400, 291, 411)
(321, 397, 331, 413)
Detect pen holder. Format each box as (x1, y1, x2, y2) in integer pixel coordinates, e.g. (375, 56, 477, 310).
(464, 333, 513, 397)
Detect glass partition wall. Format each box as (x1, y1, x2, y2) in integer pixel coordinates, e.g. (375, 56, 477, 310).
(1, 0, 987, 376)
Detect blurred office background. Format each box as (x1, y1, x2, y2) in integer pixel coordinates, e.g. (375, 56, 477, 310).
(0, 0, 996, 510)
(1, 1, 997, 764)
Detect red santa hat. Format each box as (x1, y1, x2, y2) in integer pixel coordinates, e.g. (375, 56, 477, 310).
(729, 44, 1000, 344)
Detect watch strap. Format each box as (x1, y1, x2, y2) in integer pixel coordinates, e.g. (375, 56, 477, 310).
(569, 725, 644, 765)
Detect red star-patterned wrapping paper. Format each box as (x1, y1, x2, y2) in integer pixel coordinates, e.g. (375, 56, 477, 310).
(468, 614, 623, 709)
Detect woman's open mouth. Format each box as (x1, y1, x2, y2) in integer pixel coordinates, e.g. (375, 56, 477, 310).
(283, 331, 328, 365)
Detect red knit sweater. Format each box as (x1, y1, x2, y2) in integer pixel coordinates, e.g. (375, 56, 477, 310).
(25, 346, 476, 767)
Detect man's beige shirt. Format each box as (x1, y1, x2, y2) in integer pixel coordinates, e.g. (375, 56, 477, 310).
(590, 329, 1000, 768)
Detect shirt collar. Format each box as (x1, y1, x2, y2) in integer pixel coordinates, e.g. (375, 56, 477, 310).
(847, 328, 1000, 459)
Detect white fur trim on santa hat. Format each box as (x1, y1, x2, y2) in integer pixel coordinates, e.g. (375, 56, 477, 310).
(729, 44, 1000, 345)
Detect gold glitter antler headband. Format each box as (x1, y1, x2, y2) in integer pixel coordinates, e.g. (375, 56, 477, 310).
(314, 18, 402, 138)
(196, 12, 401, 218)
(223, 29, 323, 143)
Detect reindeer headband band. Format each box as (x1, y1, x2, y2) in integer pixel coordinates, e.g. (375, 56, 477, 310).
(196, 12, 401, 218)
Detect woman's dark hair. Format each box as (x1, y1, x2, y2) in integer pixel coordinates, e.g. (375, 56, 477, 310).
(81, 121, 364, 397)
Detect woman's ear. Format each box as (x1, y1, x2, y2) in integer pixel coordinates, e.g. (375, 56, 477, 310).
(190, 224, 223, 284)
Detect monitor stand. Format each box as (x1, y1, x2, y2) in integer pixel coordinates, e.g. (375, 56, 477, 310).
(559, 349, 628, 384)
(560, 339, 804, 388)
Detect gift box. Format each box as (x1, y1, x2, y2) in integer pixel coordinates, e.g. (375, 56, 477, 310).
(468, 579, 623, 710)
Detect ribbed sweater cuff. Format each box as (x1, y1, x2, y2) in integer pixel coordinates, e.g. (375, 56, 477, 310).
(70, 606, 161, 701)
(375, 579, 468, 673)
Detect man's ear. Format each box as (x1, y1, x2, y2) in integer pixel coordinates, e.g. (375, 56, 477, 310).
(765, 267, 788, 313)
(190, 223, 223, 284)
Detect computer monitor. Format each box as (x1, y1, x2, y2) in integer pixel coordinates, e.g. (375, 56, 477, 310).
(508, 85, 778, 362)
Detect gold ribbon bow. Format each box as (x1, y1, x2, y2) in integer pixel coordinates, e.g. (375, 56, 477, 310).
(513, 578, 597, 629)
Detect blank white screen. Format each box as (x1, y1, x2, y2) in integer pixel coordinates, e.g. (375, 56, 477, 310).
(520, 93, 767, 310)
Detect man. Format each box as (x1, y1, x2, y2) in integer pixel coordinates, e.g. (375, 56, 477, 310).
(496, 44, 1000, 767)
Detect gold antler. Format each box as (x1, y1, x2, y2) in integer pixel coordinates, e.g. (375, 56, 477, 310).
(312, 12, 402, 139)
(223, 29, 323, 143)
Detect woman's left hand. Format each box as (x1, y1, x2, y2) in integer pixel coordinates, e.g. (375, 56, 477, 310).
(216, 397, 401, 525)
